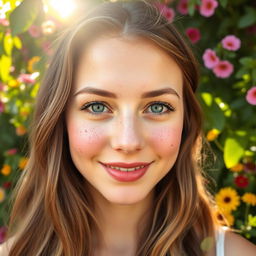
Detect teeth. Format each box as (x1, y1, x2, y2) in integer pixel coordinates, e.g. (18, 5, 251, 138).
(107, 165, 146, 172)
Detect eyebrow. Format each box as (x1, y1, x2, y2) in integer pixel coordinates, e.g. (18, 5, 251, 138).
(73, 86, 180, 99)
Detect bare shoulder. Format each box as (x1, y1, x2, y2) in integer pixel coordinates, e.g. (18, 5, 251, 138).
(0, 236, 16, 256)
(225, 230, 256, 256)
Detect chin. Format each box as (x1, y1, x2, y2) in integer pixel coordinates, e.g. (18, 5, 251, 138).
(102, 188, 152, 205)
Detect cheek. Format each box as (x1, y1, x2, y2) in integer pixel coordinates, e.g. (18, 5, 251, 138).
(67, 121, 107, 157)
(148, 125, 183, 156)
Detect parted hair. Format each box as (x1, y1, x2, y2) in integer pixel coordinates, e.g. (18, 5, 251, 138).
(6, 1, 221, 255)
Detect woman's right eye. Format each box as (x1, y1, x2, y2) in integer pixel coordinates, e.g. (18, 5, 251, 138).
(81, 101, 111, 115)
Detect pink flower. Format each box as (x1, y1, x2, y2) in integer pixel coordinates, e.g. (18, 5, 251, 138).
(0, 226, 7, 243)
(246, 86, 256, 105)
(213, 60, 234, 78)
(28, 25, 41, 38)
(0, 18, 9, 26)
(18, 74, 36, 84)
(42, 41, 53, 56)
(0, 101, 4, 113)
(154, 3, 175, 22)
(186, 27, 201, 43)
(202, 49, 219, 69)
(6, 148, 18, 155)
(221, 35, 241, 51)
(199, 0, 218, 17)
(177, 0, 188, 15)
(164, 7, 175, 21)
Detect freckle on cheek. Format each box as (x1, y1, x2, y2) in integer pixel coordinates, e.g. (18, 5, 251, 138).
(70, 125, 107, 156)
(150, 127, 182, 151)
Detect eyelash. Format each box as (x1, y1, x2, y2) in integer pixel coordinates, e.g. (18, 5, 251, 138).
(80, 101, 175, 116)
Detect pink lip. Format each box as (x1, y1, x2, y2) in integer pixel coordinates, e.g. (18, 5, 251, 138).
(99, 162, 153, 182)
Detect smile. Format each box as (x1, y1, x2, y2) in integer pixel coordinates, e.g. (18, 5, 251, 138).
(104, 165, 147, 172)
(99, 161, 153, 182)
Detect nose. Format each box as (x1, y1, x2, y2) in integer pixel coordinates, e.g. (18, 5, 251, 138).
(110, 113, 145, 154)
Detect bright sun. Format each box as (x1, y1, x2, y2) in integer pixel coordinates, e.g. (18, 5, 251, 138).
(45, 0, 77, 20)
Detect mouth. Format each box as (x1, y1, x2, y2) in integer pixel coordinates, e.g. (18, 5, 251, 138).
(99, 161, 153, 182)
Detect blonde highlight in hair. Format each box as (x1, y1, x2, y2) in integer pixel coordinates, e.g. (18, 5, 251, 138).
(7, 1, 221, 255)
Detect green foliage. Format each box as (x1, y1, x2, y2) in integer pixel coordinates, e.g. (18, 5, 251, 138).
(9, 0, 41, 36)
(0, 0, 256, 244)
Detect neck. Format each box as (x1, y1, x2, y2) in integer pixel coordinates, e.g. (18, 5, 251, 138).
(91, 188, 154, 255)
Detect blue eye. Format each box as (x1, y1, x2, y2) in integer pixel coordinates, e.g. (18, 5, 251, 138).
(81, 101, 110, 115)
(146, 101, 175, 115)
(81, 101, 175, 115)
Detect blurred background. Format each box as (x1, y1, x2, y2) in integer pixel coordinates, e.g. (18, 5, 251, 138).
(0, 0, 256, 244)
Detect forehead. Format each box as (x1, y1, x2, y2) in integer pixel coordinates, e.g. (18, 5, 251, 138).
(74, 36, 183, 97)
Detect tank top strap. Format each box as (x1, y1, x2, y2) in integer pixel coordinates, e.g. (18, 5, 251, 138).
(216, 226, 227, 256)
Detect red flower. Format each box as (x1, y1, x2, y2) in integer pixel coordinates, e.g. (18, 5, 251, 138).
(234, 175, 249, 188)
(3, 182, 12, 189)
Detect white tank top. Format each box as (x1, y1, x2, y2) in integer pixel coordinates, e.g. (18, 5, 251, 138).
(216, 227, 226, 256)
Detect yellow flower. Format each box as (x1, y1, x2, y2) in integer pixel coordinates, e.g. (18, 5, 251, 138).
(223, 211, 234, 226)
(19, 157, 29, 170)
(0, 187, 6, 203)
(206, 129, 220, 141)
(20, 106, 30, 117)
(27, 56, 40, 73)
(1, 164, 11, 176)
(8, 79, 20, 88)
(216, 210, 234, 226)
(242, 193, 256, 206)
(229, 163, 243, 172)
(215, 187, 240, 212)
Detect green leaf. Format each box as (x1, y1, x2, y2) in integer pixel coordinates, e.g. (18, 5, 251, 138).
(3, 34, 13, 56)
(235, 68, 248, 79)
(199, 93, 226, 131)
(239, 57, 255, 67)
(9, 0, 41, 36)
(219, 0, 228, 8)
(13, 36, 22, 49)
(224, 134, 247, 168)
(0, 32, 4, 55)
(188, 0, 198, 16)
(252, 69, 256, 84)
(238, 7, 256, 28)
(201, 92, 213, 106)
(248, 215, 256, 227)
(0, 54, 11, 82)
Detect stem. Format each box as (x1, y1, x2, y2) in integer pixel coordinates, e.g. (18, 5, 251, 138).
(214, 139, 224, 152)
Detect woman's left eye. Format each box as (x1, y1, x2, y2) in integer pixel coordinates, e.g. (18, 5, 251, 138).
(145, 101, 175, 115)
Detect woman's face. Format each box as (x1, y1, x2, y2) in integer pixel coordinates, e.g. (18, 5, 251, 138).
(65, 36, 184, 205)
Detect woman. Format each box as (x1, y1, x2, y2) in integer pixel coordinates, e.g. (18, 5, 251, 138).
(1, 0, 256, 255)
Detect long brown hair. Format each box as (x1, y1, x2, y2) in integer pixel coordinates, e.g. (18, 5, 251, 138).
(7, 1, 221, 255)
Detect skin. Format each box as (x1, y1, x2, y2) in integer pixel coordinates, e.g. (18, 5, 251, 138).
(65, 36, 184, 255)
